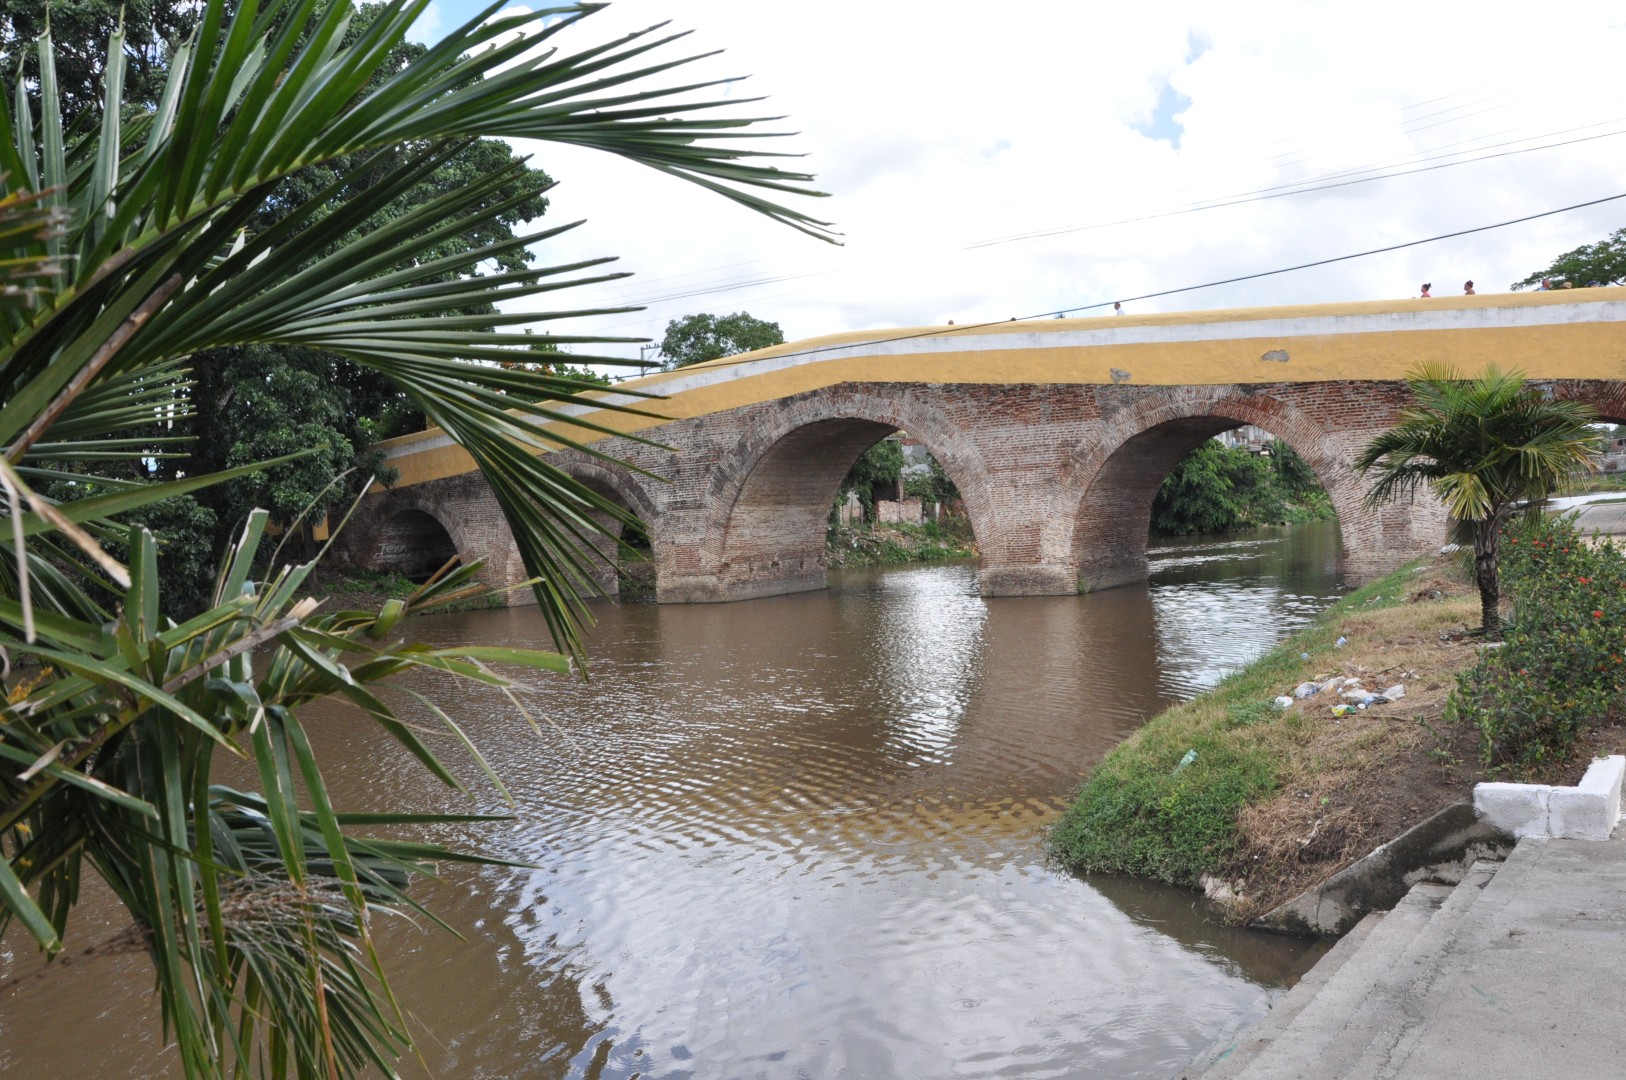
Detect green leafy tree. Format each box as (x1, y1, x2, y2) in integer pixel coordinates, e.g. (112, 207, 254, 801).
(1152, 439, 1333, 536)
(0, 0, 196, 122)
(658, 310, 784, 369)
(1268, 439, 1317, 496)
(839, 438, 903, 518)
(5, 2, 559, 608)
(155, 6, 553, 604)
(1356, 364, 1602, 637)
(0, 2, 832, 1077)
(1152, 441, 1271, 535)
(1512, 226, 1626, 289)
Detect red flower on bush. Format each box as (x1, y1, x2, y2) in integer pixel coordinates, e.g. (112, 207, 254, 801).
(1595, 610, 1605, 618)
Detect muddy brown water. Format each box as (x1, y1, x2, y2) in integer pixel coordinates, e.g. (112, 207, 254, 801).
(1, 521, 1346, 1079)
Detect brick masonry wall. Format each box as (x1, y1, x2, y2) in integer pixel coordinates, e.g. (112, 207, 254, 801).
(346, 377, 1626, 604)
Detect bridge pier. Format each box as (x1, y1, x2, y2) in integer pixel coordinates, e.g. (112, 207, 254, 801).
(977, 564, 1081, 597)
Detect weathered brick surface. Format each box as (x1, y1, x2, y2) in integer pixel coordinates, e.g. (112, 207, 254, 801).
(338, 471, 530, 603)
(344, 378, 1624, 604)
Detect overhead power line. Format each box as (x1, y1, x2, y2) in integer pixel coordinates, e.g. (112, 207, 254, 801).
(962, 124, 1626, 251)
(690, 191, 1626, 372)
(584, 114, 1626, 324)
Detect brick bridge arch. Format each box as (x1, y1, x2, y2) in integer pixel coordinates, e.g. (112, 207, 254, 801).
(671, 385, 995, 602)
(363, 293, 1626, 606)
(551, 456, 662, 596)
(1552, 379, 1626, 423)
(348, 491, 470, 580)
(1058, 387, 1430, 590)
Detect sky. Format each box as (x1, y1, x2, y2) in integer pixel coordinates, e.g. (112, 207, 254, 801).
(410, 1, 1626, 370)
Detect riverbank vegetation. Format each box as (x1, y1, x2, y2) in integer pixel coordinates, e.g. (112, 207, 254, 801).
(1050, 554, 1482, 919)
(1050, 522, 1626, 923)
(822, 438, 974, 567)
(827, 519, 976, 567)
(1152, 439, 1333, 536)
(1451, 515, 1626, 772)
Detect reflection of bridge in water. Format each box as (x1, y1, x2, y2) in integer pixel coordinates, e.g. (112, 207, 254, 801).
(340, 290, 1626, 605)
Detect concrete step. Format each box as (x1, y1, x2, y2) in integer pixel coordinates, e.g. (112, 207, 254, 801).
(1202, 881, 1453, 1080)
(1189, 913, 1383, 1080)
(1294, 861, 1499, 1079)
(1371, 836, 1626, 1080)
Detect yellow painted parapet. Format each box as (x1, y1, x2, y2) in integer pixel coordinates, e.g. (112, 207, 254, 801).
(377, 288, 1626, 488)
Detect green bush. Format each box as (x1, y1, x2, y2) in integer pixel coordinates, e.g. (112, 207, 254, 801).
(1449, 514, 1626, 771)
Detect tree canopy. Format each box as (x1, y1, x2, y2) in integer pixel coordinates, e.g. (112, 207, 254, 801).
(1151, 439, 1330, 536)
(0, 0, 196, 121)
(1511, 226, 1626, 290)
(658, 310, 784, 369)
(1356, 364, 1602, 636)
(122, 3, 555, 609)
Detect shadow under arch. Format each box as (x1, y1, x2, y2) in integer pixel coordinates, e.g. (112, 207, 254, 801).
(363, 503, 463, 581)
(1059, 389, 1364, 590)
(683, 386, 995, 603)
(552, 456, 661, 598)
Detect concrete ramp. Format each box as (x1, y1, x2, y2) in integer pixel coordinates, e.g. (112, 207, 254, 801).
(1188, 832, 1626, 1079)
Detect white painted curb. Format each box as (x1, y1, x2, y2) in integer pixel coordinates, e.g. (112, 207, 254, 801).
(1474, 755, 1625, 841)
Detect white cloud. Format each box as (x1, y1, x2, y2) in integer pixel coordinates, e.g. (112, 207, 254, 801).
(465, 1, 1626, 362)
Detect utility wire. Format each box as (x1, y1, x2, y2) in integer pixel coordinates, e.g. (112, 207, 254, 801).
(584, 115, 1626, 322)
(963, 125, 1626, 250)
(681, 191, 1626, 373)
(573, 92, 1626, 311)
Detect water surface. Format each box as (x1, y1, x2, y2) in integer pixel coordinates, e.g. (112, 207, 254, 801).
(0, 520, 1345, 1078)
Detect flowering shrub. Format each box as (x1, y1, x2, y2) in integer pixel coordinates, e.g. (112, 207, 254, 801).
(1450, 514, 1626, 770)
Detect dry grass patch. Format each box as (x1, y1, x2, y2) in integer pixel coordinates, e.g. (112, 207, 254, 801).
(1215, 579, 1489, 922)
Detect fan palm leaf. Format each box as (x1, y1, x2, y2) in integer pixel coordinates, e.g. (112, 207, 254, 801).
(1356, 363, 1602, 636)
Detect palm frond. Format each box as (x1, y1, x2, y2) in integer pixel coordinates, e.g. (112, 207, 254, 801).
(1, 4, 835, 1076)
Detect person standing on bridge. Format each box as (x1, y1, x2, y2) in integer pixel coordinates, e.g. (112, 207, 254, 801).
(1464, 280, 1476, 295)
(1418, 283, 1432, 298)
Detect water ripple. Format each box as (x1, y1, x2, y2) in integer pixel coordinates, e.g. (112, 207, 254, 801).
(0, 524, 1342, 1080)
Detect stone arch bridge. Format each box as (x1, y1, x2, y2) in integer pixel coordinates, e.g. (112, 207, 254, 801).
(339, 290, 1626, 604)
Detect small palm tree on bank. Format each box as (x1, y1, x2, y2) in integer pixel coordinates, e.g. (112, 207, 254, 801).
(1356, 364, 1602, 638)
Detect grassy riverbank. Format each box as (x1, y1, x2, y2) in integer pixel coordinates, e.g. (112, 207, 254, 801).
(299, 566, 505, 614)
(826, 520, 976, 568)
(1052, 518, 1626, 924)
(1048, 553, 1584, 924)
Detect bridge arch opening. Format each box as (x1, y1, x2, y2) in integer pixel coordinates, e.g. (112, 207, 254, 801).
(1069, 407, 1359, 592)
(708, 414, 984, 602)
(566, 473, 655, 598)
(371, 508, 461, 582)
(1548, 383, 1626, 485)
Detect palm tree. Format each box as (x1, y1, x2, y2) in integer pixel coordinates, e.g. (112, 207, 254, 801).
(0, 2, 832, 1076)
(1356, 363, 1602, 638)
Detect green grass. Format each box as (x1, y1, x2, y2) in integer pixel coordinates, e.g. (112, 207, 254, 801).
(1047, 566, 1421, 888)
(827, 520, 976, 566)
(1566, 473, 1626, 494)
(327, 569, 418, 598)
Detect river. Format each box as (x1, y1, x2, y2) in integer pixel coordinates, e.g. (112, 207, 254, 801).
(1, 519, 1346, 1079)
